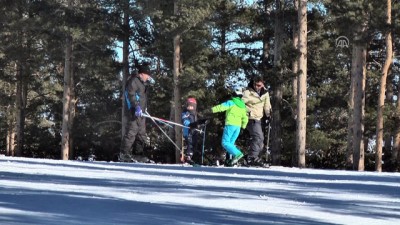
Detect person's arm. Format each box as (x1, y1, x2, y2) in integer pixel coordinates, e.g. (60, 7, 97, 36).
(127, 78, 139, 108)
(241, 111, 249, 129)
(263, 92, 272, 117)
(211, 100, 233, 113)
(182, 112, 191, 126)
(127, 78, 144, 117)
(241, 90, 250, 105)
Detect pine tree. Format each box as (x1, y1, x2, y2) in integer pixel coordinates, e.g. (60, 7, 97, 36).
(296, 0, 307, 168)
(375, 0, 393, 172)
(326, 0, 387, 171)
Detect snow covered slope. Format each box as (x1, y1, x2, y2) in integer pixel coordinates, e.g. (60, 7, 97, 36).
(1, 156, 399, 225)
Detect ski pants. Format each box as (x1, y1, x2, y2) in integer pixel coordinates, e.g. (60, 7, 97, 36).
(185, 129, 199, 156)
(120, 117, 146, 156)
(221, 125, 242, 157)
(246, 119, 264, 159)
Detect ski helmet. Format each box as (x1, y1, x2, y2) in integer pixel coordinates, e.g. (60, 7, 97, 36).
(231, 85, 243, 96)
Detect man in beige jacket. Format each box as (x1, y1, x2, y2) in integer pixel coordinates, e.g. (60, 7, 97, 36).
(242, 76, 272, 167)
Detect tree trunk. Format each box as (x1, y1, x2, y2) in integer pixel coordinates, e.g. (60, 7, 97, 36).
(61, 0, 76, 160)
(291, 0, 299, 165)
(392, 71, 400, 163)
(271, 0, 283, 165)
(292, 0, 299, 113)
(15, 61, 27, 157)
(384, 71, 393, 159)
(351, 43, 367, 171)
(61, 34, 73, 160)
(7, 107, 16, 156)
(69, 70, 76, 159)
(173, 2, 182, 163)
(346, 64, 355, 169)
(7, 125, 15, 156)
(271, 87, 282, 165)
(7, 75, 16, 156)
(262, 0, 270, 63)
(296, 0, 307, 168)
(121, 0, 130, 138)
(375, 0, 392, 172)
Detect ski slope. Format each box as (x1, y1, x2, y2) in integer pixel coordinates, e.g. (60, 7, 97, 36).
(1, 156, 399, 225)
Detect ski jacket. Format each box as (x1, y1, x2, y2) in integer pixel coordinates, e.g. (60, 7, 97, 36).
(211, 97, 248, 129)
(181, 110, 197, 138)
(124, 75, 148, 114)
(242, 87, 271, 120)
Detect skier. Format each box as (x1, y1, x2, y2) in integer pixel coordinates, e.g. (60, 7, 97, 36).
(242, 76, 272, 167)
(181, 97, 199, 164)
(206, 85, 248, 166)
(119, 63, 155, 163)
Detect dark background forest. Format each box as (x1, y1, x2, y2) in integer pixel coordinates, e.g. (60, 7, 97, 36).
(0, 0, 399, 172)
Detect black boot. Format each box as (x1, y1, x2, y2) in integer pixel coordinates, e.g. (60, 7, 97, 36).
(132, 155, 151, 163)
(185, 153, 195, 165)
(118, 153, 136, 163)
(246, 157, 270, 168)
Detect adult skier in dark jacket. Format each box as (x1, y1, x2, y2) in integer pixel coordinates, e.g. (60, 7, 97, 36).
(119, 63, 155, 162)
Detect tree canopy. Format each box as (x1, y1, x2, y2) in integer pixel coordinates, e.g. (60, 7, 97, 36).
(0, 0, 399, 171)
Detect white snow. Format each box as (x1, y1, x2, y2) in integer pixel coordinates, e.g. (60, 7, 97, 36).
(1, 156, 399, 225)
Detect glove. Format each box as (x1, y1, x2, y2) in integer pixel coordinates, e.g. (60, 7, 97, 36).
(135, 106, 143, 117)
(265, 116, 271, 125)
(189, 122, 198, 129)
(148, 77, 155, 85)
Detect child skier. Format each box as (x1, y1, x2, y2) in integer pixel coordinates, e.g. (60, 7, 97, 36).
(208, 86, 248, 166)
(181, 97, 199, 163)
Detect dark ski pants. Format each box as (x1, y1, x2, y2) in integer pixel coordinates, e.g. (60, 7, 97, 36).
(246, 119, 264, 159)
(186, 130, 199, 156)
(120, 117, 146, 156)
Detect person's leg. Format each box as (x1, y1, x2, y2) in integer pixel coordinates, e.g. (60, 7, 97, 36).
(188, 130, 200, 163)
(221, 125, 242, 157)
(119, 120, 139, 161)
(133, 118, 150, 162)
(247, 120, 264, 159)
(186, 130, 194, 158)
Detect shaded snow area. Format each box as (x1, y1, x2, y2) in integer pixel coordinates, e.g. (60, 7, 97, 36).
(0, 156, 399, 225)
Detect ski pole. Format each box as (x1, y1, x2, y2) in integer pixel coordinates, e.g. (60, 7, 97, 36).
(265, 121, 271, 162)
(142, 113, 203, 133)
(153, 117, 174, 128)
(144, 111, 182, 153)
(142, 113, 189, 128)
(201, 123, 207, 165)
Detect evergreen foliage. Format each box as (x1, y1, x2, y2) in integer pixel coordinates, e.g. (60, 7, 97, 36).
(0, 0, 399, 171)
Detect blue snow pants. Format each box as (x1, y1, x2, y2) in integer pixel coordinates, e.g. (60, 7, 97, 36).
(221, 125, 242, 157)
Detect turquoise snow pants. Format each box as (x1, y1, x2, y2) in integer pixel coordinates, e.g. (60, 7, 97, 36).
(221, 125, 242, 157)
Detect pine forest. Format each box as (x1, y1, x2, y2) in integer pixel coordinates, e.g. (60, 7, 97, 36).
(0, 0, 399, 172)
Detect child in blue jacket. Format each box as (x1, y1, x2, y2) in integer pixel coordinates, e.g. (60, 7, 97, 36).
(181, 97, 199, 163)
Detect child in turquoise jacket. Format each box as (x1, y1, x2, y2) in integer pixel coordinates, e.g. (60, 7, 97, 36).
(211, 86, 248, 166)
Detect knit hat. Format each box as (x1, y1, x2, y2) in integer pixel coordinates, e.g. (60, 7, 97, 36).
(137, 64, 151, 75)
(137, 63, 155, 84)
(186, 97, 197, 106)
